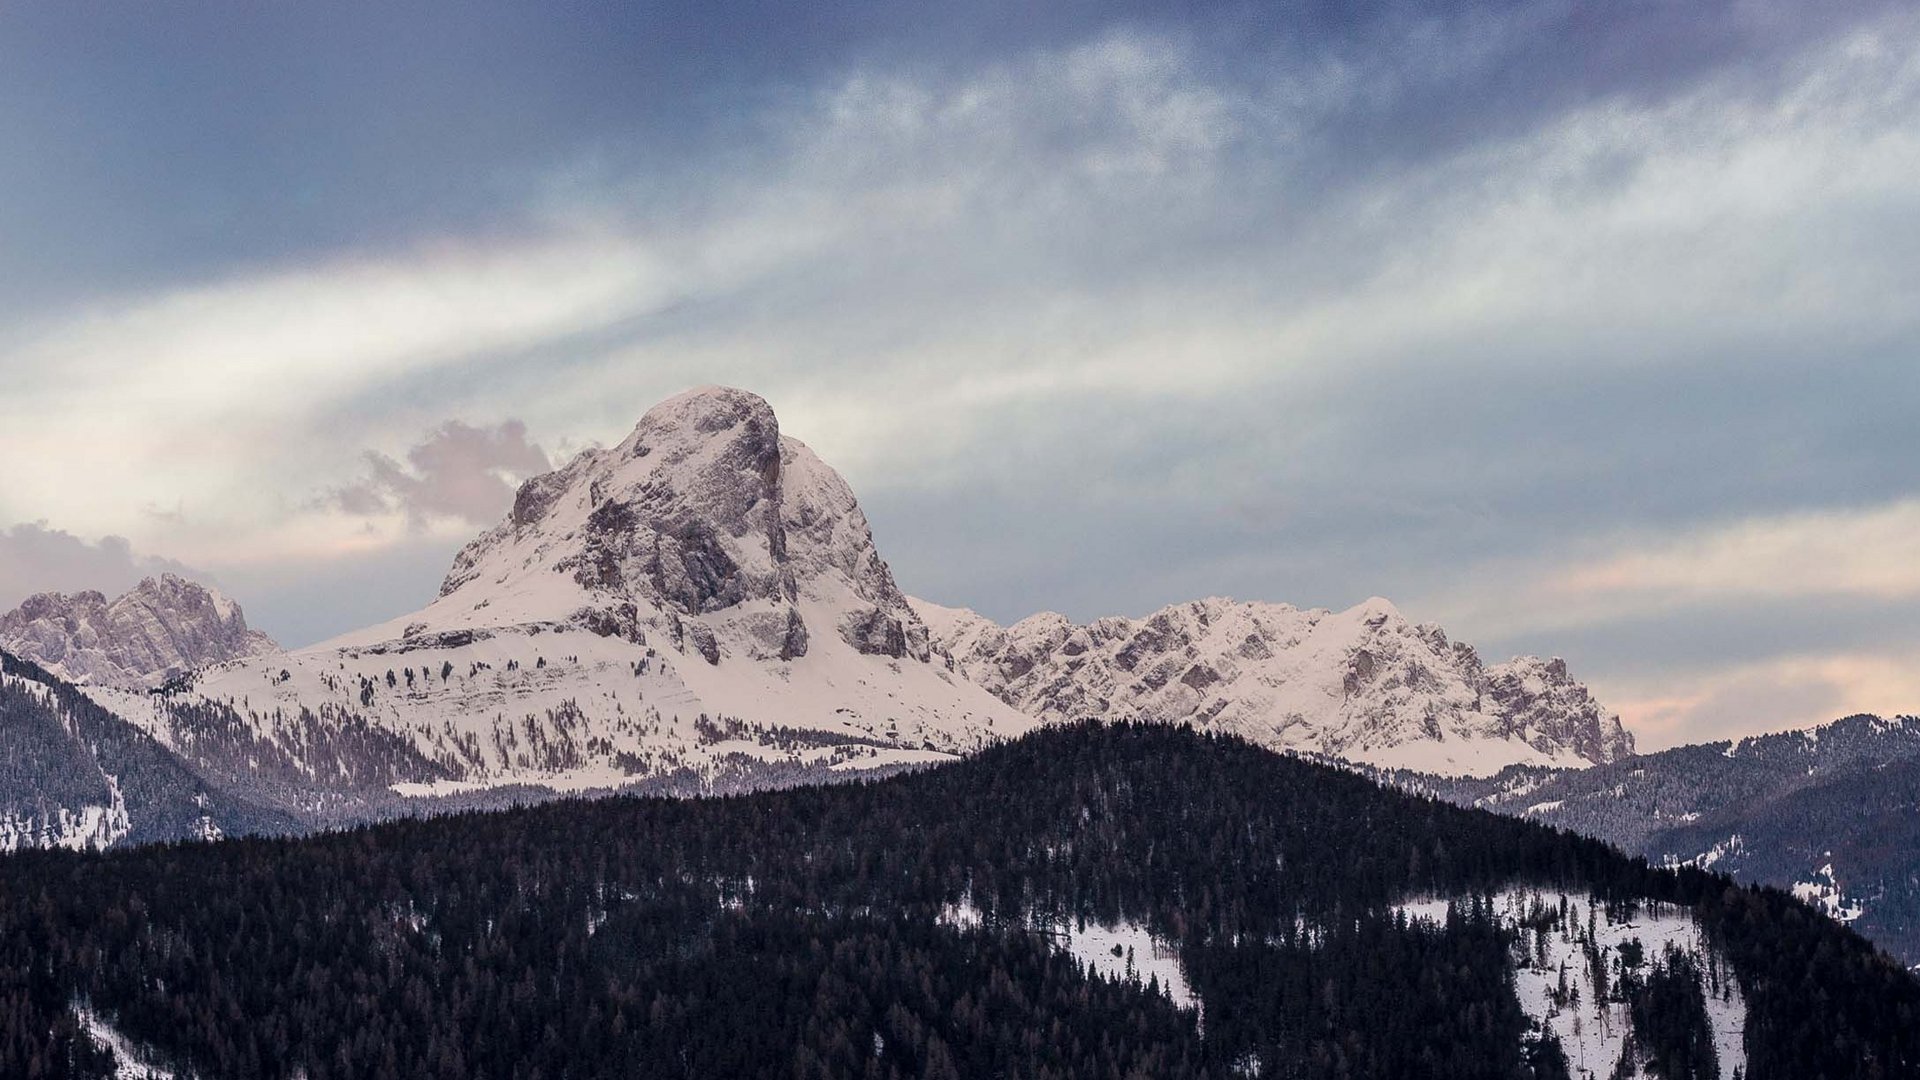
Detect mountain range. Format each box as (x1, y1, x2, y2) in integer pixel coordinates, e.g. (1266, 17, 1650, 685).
(2, 387, 1627, 811)
(1, 385, 1913, 971)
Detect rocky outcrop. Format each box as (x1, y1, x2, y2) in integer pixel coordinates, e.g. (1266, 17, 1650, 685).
(913, 595, 1633, 775)
(427, 386, 939, 669)
(0, 575, 278, 689)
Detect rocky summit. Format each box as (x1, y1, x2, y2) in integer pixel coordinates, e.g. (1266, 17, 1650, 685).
(0, 574, 277, 689)
(430, 385, 933, 666)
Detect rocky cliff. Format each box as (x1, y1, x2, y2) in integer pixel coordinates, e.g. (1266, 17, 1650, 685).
(0, 575, 277, 689)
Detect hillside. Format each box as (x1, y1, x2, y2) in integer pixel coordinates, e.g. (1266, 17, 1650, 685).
(1, 724, 1912, 1079)
(0, 650, 295, 850)
(1392, 714, 1920, 967)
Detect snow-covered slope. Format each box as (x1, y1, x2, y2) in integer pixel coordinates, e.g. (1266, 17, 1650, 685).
(1397, 889, 1747, 1080)
(0, 650, 281, 850)
(915, 596, 1633, 776)
(0, 575, 277, 689)
(121, 387, 1032, 800)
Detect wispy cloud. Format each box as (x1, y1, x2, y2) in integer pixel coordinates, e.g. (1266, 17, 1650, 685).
(1558, 499, 1920, 605)
(1608, 645, 1920, 747)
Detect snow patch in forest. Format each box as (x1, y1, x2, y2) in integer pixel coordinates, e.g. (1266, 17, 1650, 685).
(1791, 863, 1864, 923)
(936, 900, 1200, 1014)
(74, 1002, 189, 1079)
(1682, 833, 1744, 870)
(1054, 919, 1200, 1013)
(1395, 890, 1747, 1080)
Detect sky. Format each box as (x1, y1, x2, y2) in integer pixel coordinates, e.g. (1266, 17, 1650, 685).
(1, 1, 1917, 750)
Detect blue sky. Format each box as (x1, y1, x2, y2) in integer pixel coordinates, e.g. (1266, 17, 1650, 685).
(2, 1, 1917, 747)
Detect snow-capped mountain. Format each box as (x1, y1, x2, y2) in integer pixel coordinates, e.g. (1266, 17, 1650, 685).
(0, 574, 277, 689)
(915, 595, 1633, 776)
(104, 387, 1031, 803)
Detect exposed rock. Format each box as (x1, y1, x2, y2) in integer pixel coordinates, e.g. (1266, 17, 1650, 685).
(913, 594, 1633, 776)
(779, 607, 810, 661)
(841, 607, 921, 659)
(427, 386, 947, 676)
(0, 575, 278, 689)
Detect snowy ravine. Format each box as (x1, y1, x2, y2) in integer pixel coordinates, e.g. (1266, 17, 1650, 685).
(1396, 890, 1747, 1080)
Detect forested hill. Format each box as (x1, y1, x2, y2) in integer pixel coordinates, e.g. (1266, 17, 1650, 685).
(2, 724, 1914, 1080)
(1388, 714, 1920, 967)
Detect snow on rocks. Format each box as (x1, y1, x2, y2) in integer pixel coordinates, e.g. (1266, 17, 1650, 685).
(0, 575, 277, 690)
(139, 387, 1032, 798)
(915, 595, 1633, 777)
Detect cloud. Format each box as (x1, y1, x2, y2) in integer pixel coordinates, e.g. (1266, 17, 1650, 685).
(0, 522, 200, 612)
(330, 420, 553, 529)
(1608, 646, 1920, 749)
(1557, 499, 1920, 605)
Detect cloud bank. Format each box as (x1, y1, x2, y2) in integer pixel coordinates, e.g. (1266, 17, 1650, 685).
(331, 420, 553, 529)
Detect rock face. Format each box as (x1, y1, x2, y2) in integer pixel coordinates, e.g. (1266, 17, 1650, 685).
(426, 386, 935, 666)
(913, 595, 1633, 776)
(0, 575, 277, 689)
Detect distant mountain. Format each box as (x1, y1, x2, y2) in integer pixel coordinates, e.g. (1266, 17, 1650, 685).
(1389, 713, 1920, 967)
(5, 724, 1912, 1079)
(917, 596, 1633, 776)
(0, 574, 277, 689)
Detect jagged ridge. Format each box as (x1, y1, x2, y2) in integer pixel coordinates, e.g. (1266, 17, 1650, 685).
(914, 594, 1633, 776)
(0, 574, 277, 689)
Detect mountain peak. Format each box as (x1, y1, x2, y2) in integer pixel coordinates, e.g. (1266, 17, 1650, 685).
(0, 575, 277, 689)
(402, 387, 933, 668)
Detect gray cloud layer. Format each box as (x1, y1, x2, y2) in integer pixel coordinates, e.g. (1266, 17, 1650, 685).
(0, 524, 199, 613)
